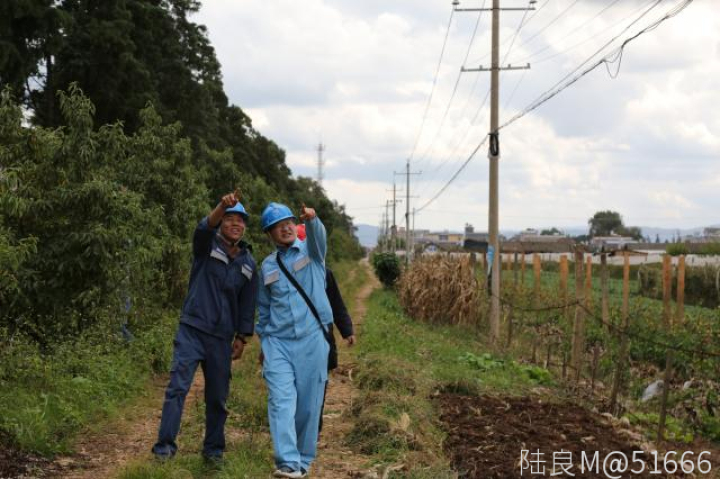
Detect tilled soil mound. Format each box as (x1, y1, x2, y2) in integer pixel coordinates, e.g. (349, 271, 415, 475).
(437, 393, 691, 478)
(0, 442, 51, 479)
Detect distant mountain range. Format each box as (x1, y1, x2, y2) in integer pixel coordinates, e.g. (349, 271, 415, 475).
(354, 224, 380, 247)
(354, 224, 720, 248)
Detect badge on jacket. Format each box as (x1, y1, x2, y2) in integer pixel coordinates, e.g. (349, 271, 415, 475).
(210, 248, 229, 264)
(242, 263, 253, 280)
(293, 256, 310, 271)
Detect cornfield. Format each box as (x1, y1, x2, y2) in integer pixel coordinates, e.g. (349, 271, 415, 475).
(398, 255, 484, 327)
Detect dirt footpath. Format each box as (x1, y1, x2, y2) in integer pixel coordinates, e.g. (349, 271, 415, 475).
(437, 393, 720, 478)
(313, 260, 381, 478)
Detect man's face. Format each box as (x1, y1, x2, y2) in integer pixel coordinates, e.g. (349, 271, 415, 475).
(221, 214, 246, 243)
(268, 219, 297, 246)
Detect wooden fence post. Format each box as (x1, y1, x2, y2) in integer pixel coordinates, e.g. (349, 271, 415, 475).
(610, 252, 631, 413)
(676, 255, 685, 324)
(521, 252, 526, 287)
(657, 254, 685, 442)
(513, 252, 519, 285)
(559, 255, 569, 318)
(601, 253, 610, 331)
(585, 255, 593, 310)
(571, 249, 586, 382)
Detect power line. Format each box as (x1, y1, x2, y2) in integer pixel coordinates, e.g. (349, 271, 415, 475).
(416, 0, 534, 204)
(503, 0, 628, 108)
(513, 0, 582, 52)
(520, 0, 625, 63)
(408, 7, 456, 162)
(526, 0, 658, 66)
(416, 136, 488, 213)
(501, 0, 693, 130)
(467, 0, 553, 65)
(414, 1, 488, 173)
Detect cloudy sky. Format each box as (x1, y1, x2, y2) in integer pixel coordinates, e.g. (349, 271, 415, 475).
(194, 0, 718, 234)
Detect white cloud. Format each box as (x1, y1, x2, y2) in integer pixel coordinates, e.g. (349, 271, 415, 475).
(194, 0, 720, 231)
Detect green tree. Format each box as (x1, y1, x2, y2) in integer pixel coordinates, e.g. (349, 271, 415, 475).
(0, 85, 216, 339)
(588, 210, 624, 237)
(0, 0, 67, 105)
(540, 227, 562, 236)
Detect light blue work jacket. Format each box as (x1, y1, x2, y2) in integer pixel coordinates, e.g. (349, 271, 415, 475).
(257, 217, 333, 339)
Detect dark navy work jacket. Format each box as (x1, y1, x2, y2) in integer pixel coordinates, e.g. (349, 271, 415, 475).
(180, 217, 258, 340)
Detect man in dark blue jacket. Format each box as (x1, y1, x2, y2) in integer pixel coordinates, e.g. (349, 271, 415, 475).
(152, 191, 258, 462)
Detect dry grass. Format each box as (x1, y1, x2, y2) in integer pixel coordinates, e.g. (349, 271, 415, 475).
(398, 254, 485, 327)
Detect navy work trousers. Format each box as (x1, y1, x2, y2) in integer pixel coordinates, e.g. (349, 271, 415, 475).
(152, 323, 232, 458)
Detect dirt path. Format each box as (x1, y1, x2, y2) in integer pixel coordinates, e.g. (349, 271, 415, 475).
(43, 259, 380, 479)
(47, 374, 206, 478)
(313, 259, 380, 478)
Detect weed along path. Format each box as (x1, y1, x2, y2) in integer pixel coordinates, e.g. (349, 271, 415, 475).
(313, 259, 380, 478)
(48, 373, 207, 478)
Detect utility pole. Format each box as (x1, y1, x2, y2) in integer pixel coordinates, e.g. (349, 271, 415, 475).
(396, 160, 421, 264)
(412, 207, 417, 256)
(456, 0, 533, 342)
(317, 142, 325, 187)
(387, 182, 403, 253)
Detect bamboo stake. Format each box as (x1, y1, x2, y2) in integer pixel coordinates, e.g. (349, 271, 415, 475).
(609, 252, 630, 413)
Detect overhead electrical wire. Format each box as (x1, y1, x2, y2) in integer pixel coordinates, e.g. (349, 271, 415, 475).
(407, 7, 456, 162)
(467, 0, 553, 66)
(527, 0, 659, 66)
(415, 0, 535, 207)
(520, 0, 625, 63)
(412, 0, 488, 174)
(416, 136, 489, 213)
(500, 0, 693, 130)
(503, 0, 630, 109)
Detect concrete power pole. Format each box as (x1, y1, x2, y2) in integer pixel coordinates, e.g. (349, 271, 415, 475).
(317, 142, 325, 187)
(387, 182, 403, 253)
(456, 0, 532, 342)
(396, 160, 421, 265)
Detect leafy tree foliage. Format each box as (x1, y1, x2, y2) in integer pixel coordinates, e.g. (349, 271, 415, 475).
(0, 0, 363, 340)
(540, 227, 562, 236)
(588, 210, 643, 240)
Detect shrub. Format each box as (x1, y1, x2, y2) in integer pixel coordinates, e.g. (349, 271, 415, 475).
(666, 243, 689, 256)
(371, 252, 401, 288)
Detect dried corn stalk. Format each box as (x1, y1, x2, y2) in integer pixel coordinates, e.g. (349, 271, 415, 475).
(398, 255, 483, 327)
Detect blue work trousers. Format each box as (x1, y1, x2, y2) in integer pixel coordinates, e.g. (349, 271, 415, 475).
(152, 323, 232, 458)
(262, 331, 328, 471)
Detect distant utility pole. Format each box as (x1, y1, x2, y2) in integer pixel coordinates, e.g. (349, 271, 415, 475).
(387, 182, 403, 253)
(412, 207, 416, 255)
(317, 142, 325, 187)
(396, 160, 421, 264)
(385, 200, 391, 251)
(456, 0, 533, 342)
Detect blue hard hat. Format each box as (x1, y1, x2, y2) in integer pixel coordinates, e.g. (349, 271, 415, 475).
(261, 202, 295, 231)
(224, 202, 249, 220)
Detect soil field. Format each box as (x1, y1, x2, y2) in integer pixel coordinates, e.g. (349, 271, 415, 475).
(436, 393, 717, 478)
(0, 442, 51, 479)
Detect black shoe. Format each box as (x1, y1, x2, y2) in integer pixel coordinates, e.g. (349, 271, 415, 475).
(153, 452, 174, 463)
(203, 454, 224, 469)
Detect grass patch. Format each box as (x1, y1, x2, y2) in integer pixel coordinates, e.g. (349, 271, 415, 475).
(350, 288, 549, 476)
(0, 310, 176, 455)
(117, 339, 273, 478)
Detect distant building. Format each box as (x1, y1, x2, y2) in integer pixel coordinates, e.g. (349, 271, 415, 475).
(464, 223, 490, 243)
(704, 227, 720, 240)
(512, 228, 568, 243)
(591, 235, 635, 249)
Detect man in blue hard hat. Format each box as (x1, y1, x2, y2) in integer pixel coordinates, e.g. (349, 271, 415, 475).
(152, 191, 258, 463)
(257, 202, 332, 479)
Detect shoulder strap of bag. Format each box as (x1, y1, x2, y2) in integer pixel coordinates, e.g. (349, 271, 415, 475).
(276, 255, 333, 346)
